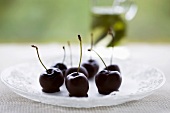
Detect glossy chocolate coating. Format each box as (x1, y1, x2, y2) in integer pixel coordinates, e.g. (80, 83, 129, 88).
(65, 66, 89, 78)
(82, 59, 99, 78)
(104, 64, 121, 73)
(53, 63, 67, 75)
(65, 72, 89, 97)
(95, 70, 122, 95)
(39, 68, 64, 93)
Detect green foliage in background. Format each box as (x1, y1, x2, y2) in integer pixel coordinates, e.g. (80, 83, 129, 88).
(0, 0, 90, 43)
(128, 0, 170, 42)
(0, 0, 170, 43)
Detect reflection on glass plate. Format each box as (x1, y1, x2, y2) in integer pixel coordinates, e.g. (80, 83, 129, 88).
(1, 57, 165, 108)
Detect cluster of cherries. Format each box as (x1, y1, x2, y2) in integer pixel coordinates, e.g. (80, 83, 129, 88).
(32, 32, 122, 97)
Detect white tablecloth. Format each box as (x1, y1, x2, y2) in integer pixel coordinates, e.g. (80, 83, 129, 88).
(0, 43, 169, 113)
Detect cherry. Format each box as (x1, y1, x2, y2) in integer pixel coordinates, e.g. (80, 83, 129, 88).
(32, 45, 64, 93)
(81, 59, 99, 78)
(82, 33, 99, 78)
(89, 48, 122, 95)
(53, 46, 67, 75)
(65, 72, 89, 97)
(104, 28, 121, 73)
(39, 68, 64, 93)
(65, 35, 89, 97)
(53, 63, 67, 75)
(95, 70, 121, 95)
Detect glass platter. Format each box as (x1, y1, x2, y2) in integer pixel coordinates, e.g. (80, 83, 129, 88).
(1, 55, 165, 108)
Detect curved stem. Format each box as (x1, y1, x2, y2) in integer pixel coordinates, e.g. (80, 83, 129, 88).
(62, 46, 66, 64)
(31, 45, 48, 72)
(67, 41, 72, 67)
(108, 28, 115, 65)
(77, 35, 83, 73)
(90, 33, 94, 60)
(88, 49, 107, 69)
(110, 44, 114, 65)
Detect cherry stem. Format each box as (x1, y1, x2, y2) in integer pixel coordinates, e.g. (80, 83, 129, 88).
(62, 46, 66, 64)
(88, 49, 107, 69)
(77, 35, 83, 73)
(67, 41, 72, 67)
(31, 45, 48, 72)
(108, 28, 115, 65)
(90, 33, 93, 60)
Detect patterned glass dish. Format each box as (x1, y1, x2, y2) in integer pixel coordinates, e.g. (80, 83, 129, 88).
(1, 56, 165, 108)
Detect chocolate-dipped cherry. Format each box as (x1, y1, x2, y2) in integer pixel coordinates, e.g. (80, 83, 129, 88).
(53, 46, 67, 75)
(104, 28, 121, 73)
(65, 35, 89, 97)
(32, 45, 64, 93)
(65, 39, 89, 78)
(82, 33, 99, 79)
(89, 48, 122, 95)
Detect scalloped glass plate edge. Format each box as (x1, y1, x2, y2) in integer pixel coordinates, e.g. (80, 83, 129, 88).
(0, 63, 166, 108)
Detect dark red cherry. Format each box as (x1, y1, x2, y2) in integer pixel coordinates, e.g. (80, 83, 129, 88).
(104, 64, 121, 73)
(40, 68, 64, 93)
(65, 35, 89, 97)
(53, 63, 67, 75)
(81, 59, 99, 78)
(88, 47, 122, 95)
(95, 70, 122, 95)
(65, 66, 88, 78)
(32, 45, 64, 93)
(65, 72, 89, 97)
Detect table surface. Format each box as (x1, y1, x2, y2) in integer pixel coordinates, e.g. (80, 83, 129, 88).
(0, 43, 170, 113)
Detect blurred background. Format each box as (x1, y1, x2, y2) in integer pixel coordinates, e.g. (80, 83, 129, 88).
(0, 0, 170, 44)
